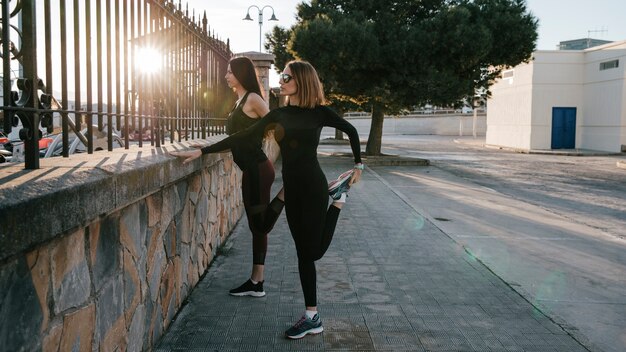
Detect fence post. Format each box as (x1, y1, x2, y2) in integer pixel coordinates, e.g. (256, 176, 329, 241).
(1, 0, 232, 169)
(20, 0, 40, 169)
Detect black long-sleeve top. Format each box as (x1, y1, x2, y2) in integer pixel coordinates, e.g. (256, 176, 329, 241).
(201, 105, 362, 168)
(224, 92, 267, 170)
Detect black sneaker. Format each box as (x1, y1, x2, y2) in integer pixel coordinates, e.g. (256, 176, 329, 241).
(285, 314, 324, 339)
(229, 279, 265, 297)
(328, 169, 354, 200)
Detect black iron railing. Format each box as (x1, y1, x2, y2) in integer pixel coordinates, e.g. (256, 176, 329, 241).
(1, 0, 233, 169)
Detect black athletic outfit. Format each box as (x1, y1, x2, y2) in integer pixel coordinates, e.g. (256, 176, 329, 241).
(224, 92, 283, 265)
(202, 105, 362, 307)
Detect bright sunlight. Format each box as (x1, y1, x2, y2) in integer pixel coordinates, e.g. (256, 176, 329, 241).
(135, 47, 162, 74)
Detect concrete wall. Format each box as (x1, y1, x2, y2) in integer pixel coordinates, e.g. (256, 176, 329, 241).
(530, 51, 585, 149)
(324, 114, 487, 137)
(581, 43, 626, 152)
(487, 51, 587, 150)
(0, 138, 244, 352)
(486, 61, 536, 150)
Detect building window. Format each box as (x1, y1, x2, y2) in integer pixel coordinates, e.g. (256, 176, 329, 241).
(502, 69, 514, 78)
(599, 59, 619, 71)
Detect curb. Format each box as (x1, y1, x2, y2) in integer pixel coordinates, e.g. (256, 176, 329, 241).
(484, 143, 620, 156)
(325, 152, 429, 166)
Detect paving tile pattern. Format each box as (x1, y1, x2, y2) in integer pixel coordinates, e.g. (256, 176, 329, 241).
(156, 159, 588, 351)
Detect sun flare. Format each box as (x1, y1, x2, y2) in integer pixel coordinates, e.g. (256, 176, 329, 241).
(135, 47, 162, 74)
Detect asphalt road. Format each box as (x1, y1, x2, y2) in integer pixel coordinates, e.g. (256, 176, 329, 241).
(319, 135, 626, 352)
(381, 135, 626, 241)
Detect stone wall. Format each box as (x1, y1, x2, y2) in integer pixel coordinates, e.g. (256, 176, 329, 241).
(0, 142, 244, 351)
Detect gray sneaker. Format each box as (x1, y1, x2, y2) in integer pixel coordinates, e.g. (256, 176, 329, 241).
(285, 314, 323, 339)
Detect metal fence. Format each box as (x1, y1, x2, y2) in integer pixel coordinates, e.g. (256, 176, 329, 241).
(1, 0, 233, 169)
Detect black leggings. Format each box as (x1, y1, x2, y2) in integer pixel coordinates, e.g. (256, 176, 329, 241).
(284, 166, 342, 307)
(296, 205, 340, 307)
(241, 159, 284, 265)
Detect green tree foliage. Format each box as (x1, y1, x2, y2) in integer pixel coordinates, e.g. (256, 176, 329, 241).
(264, 26, 295, 72)
(267, 0, 538, 155)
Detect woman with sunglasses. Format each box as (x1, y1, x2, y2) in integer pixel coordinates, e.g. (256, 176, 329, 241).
(172, 56, 285, 298)
(171, 60, 363, 339)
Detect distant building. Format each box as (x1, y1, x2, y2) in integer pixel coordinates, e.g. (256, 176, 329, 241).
(558, 38, 612, 50)
(486, 40, 626, 153)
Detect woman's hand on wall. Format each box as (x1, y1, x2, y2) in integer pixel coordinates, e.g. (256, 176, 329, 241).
(169, 149, 202, 164)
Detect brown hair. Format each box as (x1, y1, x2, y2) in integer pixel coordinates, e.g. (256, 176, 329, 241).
(229, 56, 263, 97)
(285, 60, 326, 108)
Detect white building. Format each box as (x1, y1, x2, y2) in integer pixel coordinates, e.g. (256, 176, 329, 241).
(486, 40, 626, 153)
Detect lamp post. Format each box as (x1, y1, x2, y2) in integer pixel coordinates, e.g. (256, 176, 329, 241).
(243, 5, 278, 52)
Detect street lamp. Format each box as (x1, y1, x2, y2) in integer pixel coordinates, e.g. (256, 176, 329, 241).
(243, 5, 278, 52)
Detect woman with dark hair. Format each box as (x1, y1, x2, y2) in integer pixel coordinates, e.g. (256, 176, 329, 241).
(176, 56, 285, 297)
(170, 60, 363, 339)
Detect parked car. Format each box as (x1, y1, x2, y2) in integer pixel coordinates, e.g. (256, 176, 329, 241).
(6, 126, 123, 162)
(0, 148, 10, 163)
(40, 126, 124, 158)
(0, 131, 13, 163)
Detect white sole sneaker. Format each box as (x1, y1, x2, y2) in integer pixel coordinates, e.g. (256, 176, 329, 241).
(286, 326, 324, 339)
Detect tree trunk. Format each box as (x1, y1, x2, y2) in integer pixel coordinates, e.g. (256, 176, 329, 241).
(365, 103, 384, 156)
(335, 128, 344, 140)
(335, 107, 344, 140)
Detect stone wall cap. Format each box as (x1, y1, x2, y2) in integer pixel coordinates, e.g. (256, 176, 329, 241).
(235, 51, 275, 62)
(0, 135, 229, 262)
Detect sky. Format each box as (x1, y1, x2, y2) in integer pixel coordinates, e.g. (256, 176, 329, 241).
(186, 0, 302, 54)
(184, 0, 626, 87)
(525, 0, 626, 49)
(187, 0, 626, 53)
(11, 0, 626, 95)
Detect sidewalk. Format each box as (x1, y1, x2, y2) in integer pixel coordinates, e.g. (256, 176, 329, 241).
(155, 156, 589, 352)
(452, 136, 621, 156)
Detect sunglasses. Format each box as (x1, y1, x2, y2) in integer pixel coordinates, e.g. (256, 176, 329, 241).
(279, 73, 293, 83)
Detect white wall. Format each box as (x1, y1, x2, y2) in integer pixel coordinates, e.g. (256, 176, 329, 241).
(580, 43, 626, 152)
(486, 60, 534, 149)
(487, 40, 626, 153)
(530, 51, 585, 149)
(623, 77, 626, 152)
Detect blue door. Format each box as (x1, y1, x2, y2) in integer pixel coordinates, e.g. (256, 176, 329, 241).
(551, 107, 576, 149)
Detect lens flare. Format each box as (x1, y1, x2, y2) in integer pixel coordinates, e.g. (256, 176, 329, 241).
(403, 215, 425, 233)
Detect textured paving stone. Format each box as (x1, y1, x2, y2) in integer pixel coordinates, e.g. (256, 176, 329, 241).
(155, 157, 589, 351)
